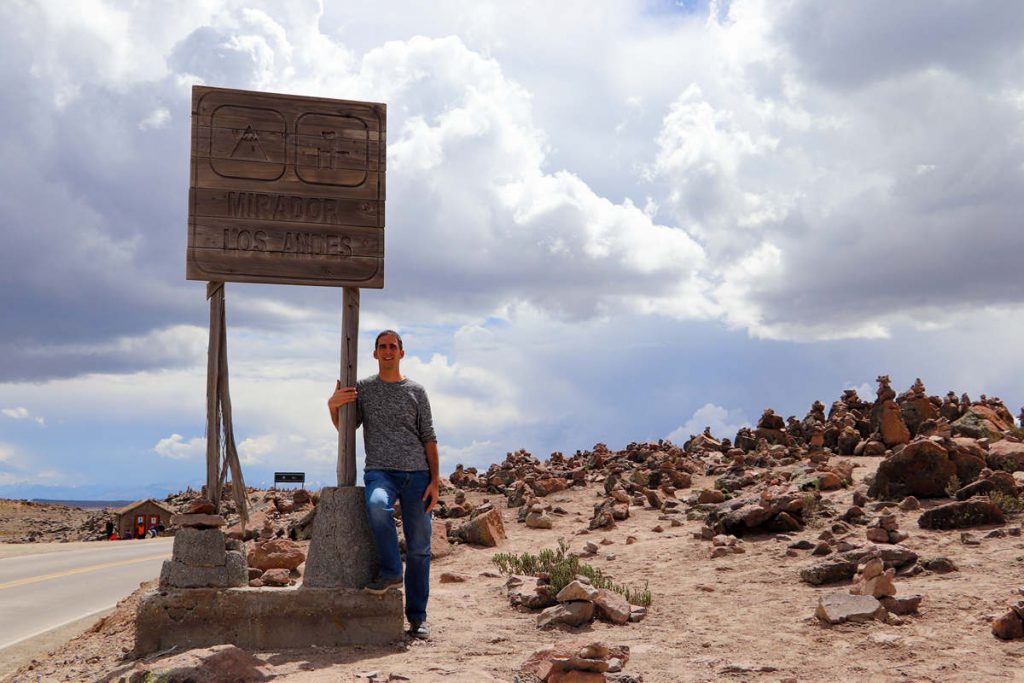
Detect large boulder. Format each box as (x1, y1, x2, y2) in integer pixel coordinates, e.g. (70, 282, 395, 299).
(952, 405, 1011, 441)
(900, 395, 939, 436)
(950, 451, 986, 486)
(918, 496, 1005, 530)
(593, 589, 630, 625)
(530, 477, 570, 497)
(868, 438, 957, 499)
(537, 601, 595, 629)
(955, 471, 1017, 501)
(879, 401, 911, 447)
(247, 538, 304, 571)
(987, 440, 1024, 473)
(455, 507, 506, 547)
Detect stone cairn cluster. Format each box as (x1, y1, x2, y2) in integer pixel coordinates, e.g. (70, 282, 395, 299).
(159, 490, 312, 590)
(441, 375, 1023, 641)
(159, 498, 247, 590)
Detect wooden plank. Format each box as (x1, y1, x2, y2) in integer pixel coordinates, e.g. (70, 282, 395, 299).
(194, 86, 384, 127)
(337, 288, 359, 487)
(190, 221, 383, 258)
(191, 188, 382, 228)
(187, 248, 384, 288)
(192, 164, 382, 199)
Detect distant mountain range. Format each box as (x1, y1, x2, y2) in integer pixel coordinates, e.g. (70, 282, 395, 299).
(0, 482, 187, 503)
(30, 499, 134, 509)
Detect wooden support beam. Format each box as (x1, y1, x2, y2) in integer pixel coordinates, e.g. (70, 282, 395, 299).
(337, 287, 360, 487)
(205, 282, 223, 508)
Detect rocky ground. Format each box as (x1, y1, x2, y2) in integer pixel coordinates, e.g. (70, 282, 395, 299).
(6, 377, 1024, 682)
(0, 500, 113, 544)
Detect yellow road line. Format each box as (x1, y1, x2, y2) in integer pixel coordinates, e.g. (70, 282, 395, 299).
(0, 553, 168, 591)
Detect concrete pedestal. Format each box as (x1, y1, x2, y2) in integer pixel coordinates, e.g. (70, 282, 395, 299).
(303, 486, 379, 588)
(134, 586, 404, 655)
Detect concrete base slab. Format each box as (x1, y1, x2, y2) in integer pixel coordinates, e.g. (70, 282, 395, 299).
(303, 486, 379, 588)
(134, 586, 404, 655)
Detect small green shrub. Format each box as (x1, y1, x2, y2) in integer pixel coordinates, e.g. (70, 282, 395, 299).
(801, 492, 821, 527)
(492, 539, 652, 607)
(990, 490, 1024, 514)
(944, 475, 962, 498)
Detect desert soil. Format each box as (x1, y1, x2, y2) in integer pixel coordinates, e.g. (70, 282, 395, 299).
(5, 456, 1024, 682)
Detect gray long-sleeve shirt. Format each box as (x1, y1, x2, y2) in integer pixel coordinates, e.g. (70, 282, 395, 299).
(355, 375, 436, 471)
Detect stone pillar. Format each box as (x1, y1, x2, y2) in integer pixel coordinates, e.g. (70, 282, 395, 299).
(302, 487, 379, 588)
(160, 522, 247, 589)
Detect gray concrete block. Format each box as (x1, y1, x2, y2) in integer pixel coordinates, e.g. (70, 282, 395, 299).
(225, 550, 248, 587)
(160, 560, 229, 589)
(134, 586, 404, 655)
(303, 487, 379, 588)
(172, 527, 226, 567)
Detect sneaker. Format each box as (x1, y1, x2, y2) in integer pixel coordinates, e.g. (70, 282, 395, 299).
(363, 575, 402, 594)
(408, 621, 430, 639)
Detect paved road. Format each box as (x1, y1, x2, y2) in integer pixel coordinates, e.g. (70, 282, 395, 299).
(0, 538, 172, 651)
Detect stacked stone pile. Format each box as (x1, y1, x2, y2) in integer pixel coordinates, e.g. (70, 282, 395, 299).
(519, 640, 634, 683)
(815, 554, 923, 625)
(160, 502, 247, 589)
(505, 575, 646, 630)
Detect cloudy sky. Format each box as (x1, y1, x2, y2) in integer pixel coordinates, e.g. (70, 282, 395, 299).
(2, 0, 1023, 500)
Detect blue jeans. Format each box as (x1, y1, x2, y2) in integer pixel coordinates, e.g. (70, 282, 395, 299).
(364, 469, 432, 623)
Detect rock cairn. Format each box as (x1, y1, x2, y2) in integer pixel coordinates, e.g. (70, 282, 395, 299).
(815, 553, 923, 625)
(506, 575, 646, 630)
(519, 640, 634, 682)
(159, 500, 247, 589)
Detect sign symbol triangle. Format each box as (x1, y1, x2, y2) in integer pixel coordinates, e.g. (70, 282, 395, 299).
(230, 125, 270, 161)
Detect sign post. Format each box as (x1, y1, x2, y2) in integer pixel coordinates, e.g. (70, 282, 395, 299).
(187, 85, 386, 497)
(338, 287, 359, 487)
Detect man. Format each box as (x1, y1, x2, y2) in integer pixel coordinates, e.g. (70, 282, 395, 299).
(328, 329, 440, 640)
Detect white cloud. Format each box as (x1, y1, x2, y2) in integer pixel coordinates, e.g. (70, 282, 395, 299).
(139, 106, 170, 130)
(2, 0, 1024, 496)
(154, 433, 205, 460)
(439, 440, 499, 471)
(666, 403, 750, 445)
(2, 407, 44, 426)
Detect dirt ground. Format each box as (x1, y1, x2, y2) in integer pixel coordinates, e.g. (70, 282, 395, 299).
(7, 456, 1024, 682)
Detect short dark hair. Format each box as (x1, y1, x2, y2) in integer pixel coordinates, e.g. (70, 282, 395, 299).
(375, 329, 403, 350)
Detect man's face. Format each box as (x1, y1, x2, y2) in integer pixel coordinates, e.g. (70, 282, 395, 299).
(373, 334, 404, 369)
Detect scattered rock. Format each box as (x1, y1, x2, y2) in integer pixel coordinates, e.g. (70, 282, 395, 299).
(816, 592, 887, 625)
(129, 644, 274, 682)
(538, 601, 595, 629)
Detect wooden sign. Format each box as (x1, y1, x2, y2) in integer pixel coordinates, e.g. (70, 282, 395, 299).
(187, 86, 385, 287)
